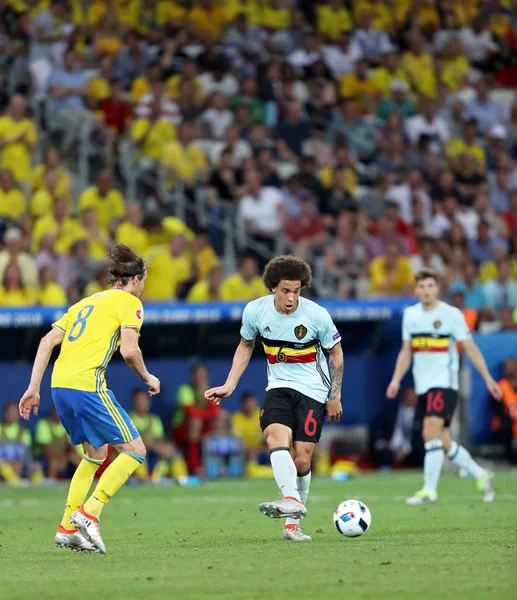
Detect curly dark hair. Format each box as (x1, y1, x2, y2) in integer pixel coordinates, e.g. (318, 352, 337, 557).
(106, 244, 146, 285)
(263, 255, 312, 291)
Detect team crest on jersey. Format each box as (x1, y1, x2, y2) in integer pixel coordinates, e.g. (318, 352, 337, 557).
(433, 320, 441, 329)
(294, 324, 307, 340)
(135, 309, 143, 320)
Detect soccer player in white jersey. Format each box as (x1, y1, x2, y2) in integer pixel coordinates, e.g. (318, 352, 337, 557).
(387, 268, 502, 505)
(205, 256, 343, 541)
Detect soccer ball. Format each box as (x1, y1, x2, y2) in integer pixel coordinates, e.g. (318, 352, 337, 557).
(333, 499, 372, 537)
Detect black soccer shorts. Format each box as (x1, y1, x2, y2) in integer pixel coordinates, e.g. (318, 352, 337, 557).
(417, 387, 458, 427)
(259, 387, 326, 443)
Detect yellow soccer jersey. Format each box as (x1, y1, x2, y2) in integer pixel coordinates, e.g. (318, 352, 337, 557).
(51, 289, 144, 392)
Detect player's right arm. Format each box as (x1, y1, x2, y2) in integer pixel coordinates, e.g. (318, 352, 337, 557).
(387, 308, 413, 399)
(119, 328, 160, 396)
(205, 301, 258, 404)
(386, 341, 412, 398)
(205, 337, 255, 404)
(19, 327, 65, 420)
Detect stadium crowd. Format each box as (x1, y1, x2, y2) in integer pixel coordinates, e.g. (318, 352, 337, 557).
(0, 0, 516, 335)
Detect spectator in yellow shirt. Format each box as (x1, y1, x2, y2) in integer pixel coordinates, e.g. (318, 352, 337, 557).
(225, 0, 260, 24)
(166, 60, 203, 101)
(116, 203, 149, 257)
(354, 0, 393, 32)
(319, 148, 358, 198)
(0, 169, 25, 221)
(37, 265, 67, 306)
(30, 169, 70, 219)
(370, 240, 415, 297)
(317, 0, 353, 41)
(77, 206, 109, 260)
(403, 33, 437, 99)
(440, 39, 470, 91)
(445, 118, 486, 170)
(162, 121, 207, 186)
(0, 227, 37, 291)
(86, 56, 113, 109)
(371, 51, 410, 98)
(92, 11, 123, 59)
(259, 0, 290, 31)
(0, 262, 35, 307)
(77, 170, 125, 231)
(339, 58, 380, 114)
(157, 0, 188, 27)
(144, 233, 191, 301)
(130, 61, 163, 104)
(31, 197, 83, 255)
(188, 0, 230, 40)
(231, 392, 263, 461)
(87, 0, 134, 28)
(187, 265, 225, 303)
(31, 146, 71, 198)
(130, 98, 177, 162)
(0, 95, 37, 186)
(189, 229, 219, 281)
(220, 256, 268, 301)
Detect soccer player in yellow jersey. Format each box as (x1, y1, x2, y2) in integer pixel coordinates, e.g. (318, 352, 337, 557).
(19, 245, 160, 554)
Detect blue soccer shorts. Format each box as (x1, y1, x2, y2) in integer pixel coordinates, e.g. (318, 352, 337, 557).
(51, 387, 139, 449)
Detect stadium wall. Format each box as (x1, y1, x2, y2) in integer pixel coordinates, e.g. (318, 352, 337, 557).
(0, 349, 400, 432)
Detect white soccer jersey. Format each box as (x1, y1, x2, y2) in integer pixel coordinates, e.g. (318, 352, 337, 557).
(402, 301, 471, 395)
(240, 295, 341, 403)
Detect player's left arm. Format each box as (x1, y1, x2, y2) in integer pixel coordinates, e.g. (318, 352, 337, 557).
(318, 308, 343, 423)
(19, 327, 65, 420)
(461, 338, 502, 400)
(327, 342, 344, 423)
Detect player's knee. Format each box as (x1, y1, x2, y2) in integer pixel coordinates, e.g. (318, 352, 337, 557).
(134, 439, 147, 458)
(422, 422, 441, 443)
(116, 437, 147, 458)
(85, 443, 108, 461)
(294, 455, 311, 473)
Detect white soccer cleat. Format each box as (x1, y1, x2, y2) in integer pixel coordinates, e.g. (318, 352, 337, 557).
(259, 497, 307, 520)
(283, 525, 312, 541)
(55, 526, 96, 552)
(478, 470, 495, 503)
(406, 489, 438, 505)
(70, 506, 106, 554)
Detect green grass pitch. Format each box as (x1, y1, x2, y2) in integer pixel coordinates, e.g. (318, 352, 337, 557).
(1, 471, 516, 600)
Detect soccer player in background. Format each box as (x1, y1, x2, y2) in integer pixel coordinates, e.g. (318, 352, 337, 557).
(205, 256, 343, 541)
(387, 268, 502, 505)
(19, 244, 160, 553)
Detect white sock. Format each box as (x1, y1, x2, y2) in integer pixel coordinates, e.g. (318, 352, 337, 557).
(285, 469, 311, 526)
(269, 447, 300, 502)
(423, 440, 445, 493)
(447, 441, 484, 480)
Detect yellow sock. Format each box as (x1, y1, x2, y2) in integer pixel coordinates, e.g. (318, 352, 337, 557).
(0, 461, 20, 483)
(60, 456, 104, 530)
(170, 455, 188, 480)
(83, 452, 143, 518)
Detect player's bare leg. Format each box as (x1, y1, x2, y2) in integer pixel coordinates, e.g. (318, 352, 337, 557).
(283, 442, 314, 541)
(407, 416, 443, 504)
(441, 429, 495, 503)
(259, 424, 307, 520)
